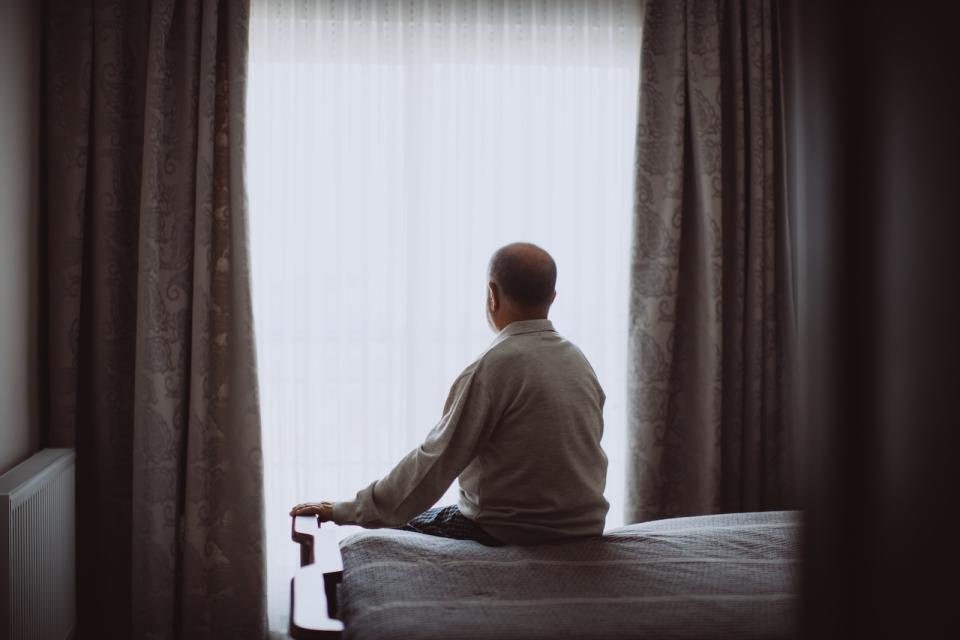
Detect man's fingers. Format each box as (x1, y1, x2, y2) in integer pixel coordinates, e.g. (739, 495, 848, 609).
(290, 503, 316, 516)
(289, 502, 333, 518)
(294, 507, 318, 515)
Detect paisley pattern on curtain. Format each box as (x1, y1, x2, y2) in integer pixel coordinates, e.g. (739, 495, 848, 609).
(627, 0, 795, 523)
(43, 0, 266, 637)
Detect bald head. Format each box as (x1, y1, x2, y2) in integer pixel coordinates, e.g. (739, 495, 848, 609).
(488, 242, 557, 309)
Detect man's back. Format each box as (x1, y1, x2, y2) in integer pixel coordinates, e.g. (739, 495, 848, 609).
(458, 319, 609, 544)
(304, 243, 609, 546)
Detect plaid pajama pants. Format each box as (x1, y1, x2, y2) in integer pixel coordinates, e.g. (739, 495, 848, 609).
(399, 505, 504, 547)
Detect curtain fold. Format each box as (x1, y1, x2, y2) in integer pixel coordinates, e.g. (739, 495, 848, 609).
(626, 0, 794, 523)
(43, 0, 266, 637)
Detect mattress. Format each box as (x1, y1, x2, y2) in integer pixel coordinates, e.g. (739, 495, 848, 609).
(337, 510, 800, 640)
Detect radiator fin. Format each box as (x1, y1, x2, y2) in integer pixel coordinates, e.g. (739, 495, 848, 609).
(2, 448, 75, 640)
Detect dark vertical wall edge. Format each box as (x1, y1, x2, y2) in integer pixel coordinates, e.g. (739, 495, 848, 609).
(784, 0, 960, 636)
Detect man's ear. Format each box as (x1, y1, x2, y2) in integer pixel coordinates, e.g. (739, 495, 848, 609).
(549, 290, 557, 305)
(488, 282, 500, 311)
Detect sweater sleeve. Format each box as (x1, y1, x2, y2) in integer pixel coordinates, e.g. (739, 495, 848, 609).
(331, 363, 495, 528)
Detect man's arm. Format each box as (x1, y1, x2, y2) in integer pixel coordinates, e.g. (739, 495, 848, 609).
(290, 363, 496, 527)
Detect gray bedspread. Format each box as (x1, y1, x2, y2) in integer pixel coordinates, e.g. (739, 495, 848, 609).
(338, 510, 800, 640)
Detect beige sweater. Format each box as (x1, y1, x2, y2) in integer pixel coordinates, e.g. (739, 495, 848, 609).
(331, 319, 609, 545)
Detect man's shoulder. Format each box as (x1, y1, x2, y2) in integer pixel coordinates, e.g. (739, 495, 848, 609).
(475, 333, 529, 369)
(479, 332, 598, 381)
(474, 330, 578, 374)
(451, 345, 514, 384)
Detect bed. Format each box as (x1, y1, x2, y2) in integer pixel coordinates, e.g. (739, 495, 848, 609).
(289, 510, 800, 639)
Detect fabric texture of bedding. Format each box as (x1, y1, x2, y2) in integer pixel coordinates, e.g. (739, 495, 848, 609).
(337, 510, 800, 639)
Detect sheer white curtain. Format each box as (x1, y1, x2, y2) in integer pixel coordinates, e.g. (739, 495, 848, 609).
(247, 0, 641, 631)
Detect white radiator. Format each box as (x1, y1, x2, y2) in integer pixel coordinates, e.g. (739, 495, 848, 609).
(0, 449, 75, 640)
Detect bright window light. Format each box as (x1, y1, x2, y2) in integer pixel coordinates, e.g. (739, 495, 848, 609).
(247, 0, 641, 631)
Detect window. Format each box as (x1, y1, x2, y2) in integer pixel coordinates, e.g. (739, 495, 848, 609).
(247, 0, 641, 630)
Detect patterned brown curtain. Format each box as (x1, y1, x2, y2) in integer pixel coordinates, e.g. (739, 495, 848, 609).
(626, 0, 795, 523)
(43, 0, 266, 637)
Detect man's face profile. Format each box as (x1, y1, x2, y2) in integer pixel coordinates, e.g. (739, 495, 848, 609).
(485, 283, 498, 333)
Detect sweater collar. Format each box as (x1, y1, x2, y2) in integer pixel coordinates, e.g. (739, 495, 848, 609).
(497, 319, 556, 338)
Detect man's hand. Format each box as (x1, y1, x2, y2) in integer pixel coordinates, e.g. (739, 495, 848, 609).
(290, 501, 335, 521)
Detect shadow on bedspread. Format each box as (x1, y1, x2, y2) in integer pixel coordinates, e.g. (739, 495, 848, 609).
(337, 510, 800, 640)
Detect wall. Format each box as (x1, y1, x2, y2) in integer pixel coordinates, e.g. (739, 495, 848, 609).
(784, 0, 959, 636)
(0, 0, 40, 475)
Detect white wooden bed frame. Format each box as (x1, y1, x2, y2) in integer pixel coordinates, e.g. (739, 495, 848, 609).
(289, 515, 345, 638)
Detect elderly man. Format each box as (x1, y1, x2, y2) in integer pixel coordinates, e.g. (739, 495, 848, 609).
(291, 242, 608, 545)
